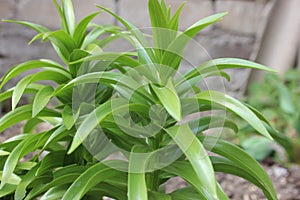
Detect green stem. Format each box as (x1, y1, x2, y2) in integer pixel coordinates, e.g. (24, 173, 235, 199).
(146, 133, 163, 191)
(146, 170, 160, 192)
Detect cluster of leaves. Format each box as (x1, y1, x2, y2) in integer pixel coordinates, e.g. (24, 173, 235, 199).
(0, 0, 279, 199)
(240, 70, 300, 163)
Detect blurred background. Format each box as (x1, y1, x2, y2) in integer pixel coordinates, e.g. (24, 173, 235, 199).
(0, 0, 299, 97)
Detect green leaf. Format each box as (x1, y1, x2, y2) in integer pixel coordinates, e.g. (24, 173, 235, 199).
(148, 191, 171, 200)
(164, 162, 229, 200)
(0, 84, 43, 104)
(1, 59, 68, 87)
(2, 19, 49, 33)
(199, 136, 278, 200)
(194, 90, 272, 139)
(62, 0, 76, 35)
(73, 12, 100, 47)
(185, 13, 227, 37)
(149, 0, 168, 29)
(68, 49, 90, 77)
(73, 52, 141, 68)
(178, 58, 276, 85)
(62, 162, 122, 200)
(0, 134, 28, 150)
(151, 79, 182, 121)
(23, 118, 44, 133)
(43, 30, 76, 61)
(82, 25, 121, 49)
(25, 164, 87, 199)
(15, 164, 40, 200)
(187, 116, 238, 134)
(170, 187, 208, 200)
(169, 3, 185, 31)
(128, 146, 148, 200)
(162, 13, 227, 69)
(36, 151, 65, 176)
(42, 126, 71, 151)
(0, 134, 38, 188)
(0, 171, 21, 185)
(0, 184, 16, 198)
(148, 0, 169, 60)
(216, 183, 230, 200)
(54, 72, 120, 96)
(12, 75, 32, 110)
(243, 103, 271, 126)
(62, 105, 79, 130)
(163, 162, 212, 199)
(40, 185, 68, 200)
(165, 124, 218, 199)
(0, 150, 10, 156)
(0, 105, 60, 133)
(0, 59, 68, 89)
(96, 5, 157, 64)
(241, 124, 295, 162)
(68, 99, 149, 154)
(11, 70, 70, 110)
(32, 86, 54, 117)
(211, 156, 268, 193)
(277, 83, 294, 114)
(241, 136, 274, 161)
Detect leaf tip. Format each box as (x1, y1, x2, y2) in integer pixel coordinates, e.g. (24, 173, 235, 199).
(67, 140, 79, 155)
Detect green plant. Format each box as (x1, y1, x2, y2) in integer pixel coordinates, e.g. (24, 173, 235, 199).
(240, 70, 300, 163)
(0, 0, 279, 199)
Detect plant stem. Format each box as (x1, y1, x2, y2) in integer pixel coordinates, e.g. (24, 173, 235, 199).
(147, 170, 160, 191)
(146, 133, 163, 191)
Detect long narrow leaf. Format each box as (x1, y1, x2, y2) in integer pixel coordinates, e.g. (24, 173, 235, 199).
(199, 136, 278, 200)
(15, 164, 40, 200)
(11, 70, 70, 110)
(96, 5, 157, 64)
(161, 13, 227, 69)
(177, 58, 276, 85)
(68, 99, 149, 154)
(61, 163, 122, 200)
(0, 59, 68, 89)
(62, 0, 76, 35)
(0, 105, 60, 133)
(128, 146, 148, 200)
(165, 124, 218, 199)
(73, 12, 100, 47)
(2, 20, 49, 33)
(193, 90, 272, 139)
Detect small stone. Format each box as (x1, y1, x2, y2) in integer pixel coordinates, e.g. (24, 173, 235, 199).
(273, 166, 288, 178)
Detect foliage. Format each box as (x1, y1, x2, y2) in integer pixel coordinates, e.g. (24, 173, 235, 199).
(0, 0, 278, 199)
(240, 70, 300, 163)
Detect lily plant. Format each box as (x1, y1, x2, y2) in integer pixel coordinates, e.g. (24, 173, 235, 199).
(0, 0, 278, 199)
